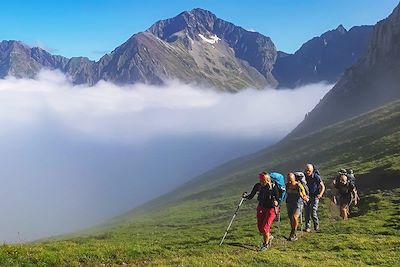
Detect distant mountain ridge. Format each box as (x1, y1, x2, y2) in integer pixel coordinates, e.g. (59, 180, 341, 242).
(290, 3, 400, 137)
(0, 8, 372, 91)
(273, 25, 373, 88)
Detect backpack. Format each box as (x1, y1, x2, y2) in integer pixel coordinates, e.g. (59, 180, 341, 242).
(334, 169, 356, 189)
(346, 169, 356, 187)
(294, 171, 309, 196)
(269, 172, 286, 202)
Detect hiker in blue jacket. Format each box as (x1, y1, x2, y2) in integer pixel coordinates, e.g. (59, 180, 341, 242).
(304, 164, 325, 232)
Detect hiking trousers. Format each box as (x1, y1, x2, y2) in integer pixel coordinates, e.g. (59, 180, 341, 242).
(256, 205, 277, 234)
(305, 196, 319, 229)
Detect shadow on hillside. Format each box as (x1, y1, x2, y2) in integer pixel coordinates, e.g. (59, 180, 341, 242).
(383, 197, 400, 230)
(356, 167, 400, 191)
(349, 194, 380, 218)
(225, 242, 258, 251)
(348, 167, 400, 221)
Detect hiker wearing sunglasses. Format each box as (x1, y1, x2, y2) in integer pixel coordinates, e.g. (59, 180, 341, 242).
(242, 172, 280, 251)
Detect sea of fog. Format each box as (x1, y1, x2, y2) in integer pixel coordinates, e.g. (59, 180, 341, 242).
(0, 70, 331, 242)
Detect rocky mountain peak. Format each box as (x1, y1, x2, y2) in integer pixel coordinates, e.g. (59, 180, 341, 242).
(320, 24, 348, 41)
(335, 24, 347, 34)
(0, 40, 29, 53)
(147, 8, 218, 43)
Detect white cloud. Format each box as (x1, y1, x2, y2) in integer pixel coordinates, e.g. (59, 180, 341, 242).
(0, 70, 332, 242)
(0, 70, 331, 144)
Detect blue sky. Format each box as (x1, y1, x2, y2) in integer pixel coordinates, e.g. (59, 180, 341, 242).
(1, 0, 398, 60)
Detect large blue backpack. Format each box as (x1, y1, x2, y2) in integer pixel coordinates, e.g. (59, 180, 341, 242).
(269, 172, 286, 202)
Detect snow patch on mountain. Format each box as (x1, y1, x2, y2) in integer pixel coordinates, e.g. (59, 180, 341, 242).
(198, 34, 220, 44)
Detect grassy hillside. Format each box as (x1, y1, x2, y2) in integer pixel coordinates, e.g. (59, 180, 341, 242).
(1, 100, 400, 266)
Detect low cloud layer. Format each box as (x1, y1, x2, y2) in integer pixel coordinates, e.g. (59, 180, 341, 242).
(0, 70, 331, 242)
(0, 70, 330, 142)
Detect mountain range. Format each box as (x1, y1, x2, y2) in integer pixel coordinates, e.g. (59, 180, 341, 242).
(0, 8, 372, 91)
(273, 24, 372, 88)
(291, 3, 400, 137)
(121, 3, 400, 222)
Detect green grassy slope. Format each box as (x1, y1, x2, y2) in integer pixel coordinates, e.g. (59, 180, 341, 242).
(1, 100, 400, 266)
(122, 98, 400, 217)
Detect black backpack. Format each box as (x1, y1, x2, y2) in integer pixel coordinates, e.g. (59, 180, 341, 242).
(257, 183, 277, 206)
(334, 169, 356, 189)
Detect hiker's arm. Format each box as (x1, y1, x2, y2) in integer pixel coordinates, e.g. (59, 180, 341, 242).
(243, 184, 259, 199)
(273, 184, 280, 206)
(350, 184, 358, 205)
(317, 179, 325, 199)
(332, 179, 338, 204)
(298, 183, 309, 202)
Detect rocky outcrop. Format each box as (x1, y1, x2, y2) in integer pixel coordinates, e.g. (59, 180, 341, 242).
(289, 4, 400, 137)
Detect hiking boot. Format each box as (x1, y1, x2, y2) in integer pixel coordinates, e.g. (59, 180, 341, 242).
(305, 228, 311, 233)
(289, 234, 298, 241)
(259, 244, 269, 251)
(267, 235, 274, 248)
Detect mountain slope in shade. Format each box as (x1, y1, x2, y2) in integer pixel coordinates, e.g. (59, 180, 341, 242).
(290, 3, 400, 137)
(273, 25, 373, 88)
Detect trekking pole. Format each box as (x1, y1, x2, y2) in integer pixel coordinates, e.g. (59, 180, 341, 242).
(300, 207, 304, 236)
(277, 208, 281, 237)
(219, 197, 245, 246)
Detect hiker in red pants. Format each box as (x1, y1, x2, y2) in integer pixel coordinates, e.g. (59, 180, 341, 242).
(243, 172, 280, 251)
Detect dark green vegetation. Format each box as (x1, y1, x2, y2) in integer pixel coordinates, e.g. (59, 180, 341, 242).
(1, 100, 399, 266)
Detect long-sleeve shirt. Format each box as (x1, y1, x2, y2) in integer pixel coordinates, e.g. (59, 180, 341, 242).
(244, 182, 279, 208)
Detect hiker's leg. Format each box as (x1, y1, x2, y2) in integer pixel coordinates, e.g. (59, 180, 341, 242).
(340, 197, 350, 220)
(304, 201, 311, 229)
(311, 197, 319, 229)
(293, 213, 299, 231)
(344, 203, 349, 220)
(257, 206, 265, 240)
(287, 204, 296, 235)
(339, 203, 346, 219)
(257, 206, 265, 244)
(263, 232, 268, 245)
(264, 207, 276, 243)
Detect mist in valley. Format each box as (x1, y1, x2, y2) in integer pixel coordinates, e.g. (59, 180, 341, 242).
(0, 70, 331, 242)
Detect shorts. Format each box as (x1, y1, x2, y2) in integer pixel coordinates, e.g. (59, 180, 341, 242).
(256, 205, 277, 234)
(287, 201, 303, 218)
(339, 195, 352, 206)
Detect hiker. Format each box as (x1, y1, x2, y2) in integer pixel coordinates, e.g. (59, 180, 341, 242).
(242, 172, 280, 250)
(332, 174, 358, 220)
(304, 164, 325, 232)
(286, 172, 309, 241)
